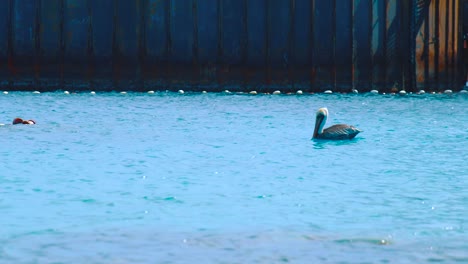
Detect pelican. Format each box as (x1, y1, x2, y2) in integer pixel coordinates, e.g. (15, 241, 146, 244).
(313, 107, 361, 140)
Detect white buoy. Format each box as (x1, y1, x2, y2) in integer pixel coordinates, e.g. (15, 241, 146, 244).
(249, 91, 257, 95)
(202, 91, 207, 94)
(399, 90, 407, 95)
(370, 90, 379, 94)
(296, 90, 303, 95)
(418, 90, 426, 95)
(32, 91, 40, 94)
(444, 89, 453, 94)
(460, 90, 468, 94)
(3, 91, 8, 95)
(147, 90, 155, 94)
(90, 91, 96, 95)
(224, 90, 231, 93)
(64, 91, 70, 95)
(120, 91, 127, 94)
(272, 90, 281, 95)
(351, 89, 358, 94)
(324, 90, 332, 94)
(178, 90, 184, 94)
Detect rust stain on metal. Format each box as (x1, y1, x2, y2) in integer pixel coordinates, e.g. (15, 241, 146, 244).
(433, 0, 440, 87)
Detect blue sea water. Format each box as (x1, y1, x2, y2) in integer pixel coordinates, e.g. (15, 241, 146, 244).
(1, 91, 467, 263)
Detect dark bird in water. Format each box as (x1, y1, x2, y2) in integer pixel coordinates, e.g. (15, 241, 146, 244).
(12, 117, 35, 125)
(312, 107, 361, 140)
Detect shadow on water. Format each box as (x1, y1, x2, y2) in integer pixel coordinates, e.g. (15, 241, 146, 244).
(311, 138, 363, 149)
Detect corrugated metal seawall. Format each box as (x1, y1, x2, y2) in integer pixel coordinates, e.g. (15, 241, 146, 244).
(0, 0, 463, 92)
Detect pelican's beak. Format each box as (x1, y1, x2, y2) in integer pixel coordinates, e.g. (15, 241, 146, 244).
(313, 113, 324, 138)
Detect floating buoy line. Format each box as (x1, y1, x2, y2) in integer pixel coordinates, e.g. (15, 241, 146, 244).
(1, 89, 467, 96)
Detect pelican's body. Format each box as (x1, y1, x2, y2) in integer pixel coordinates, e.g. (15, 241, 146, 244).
(313, 108, 361, 140)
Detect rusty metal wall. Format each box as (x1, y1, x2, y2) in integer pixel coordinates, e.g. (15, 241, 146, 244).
(0, 0, 463, 92)
(415, 0, 462, 91)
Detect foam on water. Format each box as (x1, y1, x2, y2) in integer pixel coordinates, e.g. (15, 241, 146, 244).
(1, 91, 467, 263)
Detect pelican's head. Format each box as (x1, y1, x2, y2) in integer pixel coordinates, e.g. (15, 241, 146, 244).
(316, 107, 328, 118)
(313, 107, 328, 138)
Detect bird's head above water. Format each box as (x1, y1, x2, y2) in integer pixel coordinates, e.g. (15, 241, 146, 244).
(313, 107, 328, 137)
(316, 107, 328, 118)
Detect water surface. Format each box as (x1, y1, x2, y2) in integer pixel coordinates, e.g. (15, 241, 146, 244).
(1, 91, 467, 263)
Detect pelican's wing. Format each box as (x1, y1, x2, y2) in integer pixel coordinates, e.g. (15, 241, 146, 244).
(322, 124, 362, 139)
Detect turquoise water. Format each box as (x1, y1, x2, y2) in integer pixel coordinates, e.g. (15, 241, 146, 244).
(1, 91, 467, 263)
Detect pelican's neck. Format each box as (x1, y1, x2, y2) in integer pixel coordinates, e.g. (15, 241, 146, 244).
(313, 108, 328, 138)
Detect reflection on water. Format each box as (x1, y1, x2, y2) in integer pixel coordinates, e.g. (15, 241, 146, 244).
(312, 138, 362, 149)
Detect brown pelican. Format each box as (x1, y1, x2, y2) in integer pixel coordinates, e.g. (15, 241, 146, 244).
(313, 107, 361, 140)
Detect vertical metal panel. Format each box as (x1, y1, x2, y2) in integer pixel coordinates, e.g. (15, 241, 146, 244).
(114, 0, 138, 89)
(291, 0, 311, 89)
(170, 0, 193, 63)
(246, 0, 266, 90)
(39, 0, 61, 86)
(409, 0, 417, 90)
(434, 0, 440, 88)
(13, 0, 37, 88)
(14, 0, 36, 57)
(192, 0, 198, 88)
(145, 0, 167, 88)
(220, 0, 243, 88)
(269, 0, 290, 88)
(64, 0, 88, 59)
(353, 0, 372, 90)
(33, 0, 40, 86)
(310, 0, 316, 90)
(63, 0, 88, 88)
(335, 0, 353, 91)
(0, 0, 11, 85)
(241, 0, 248, 89)
(386, 0, 401, 91)
(451, 0, 458, 89)
(415, 0, 426, 89)
(398, 0, 411, 91)
(443, 0, 450, 89)
(137, 0, 147, 90)
(196, 0, 218, 86)
(169, 0, 193, 87)
(450, 0, 456, 88)
(372, 0, 387, 89)
(313, 0, 333, 90)
(288, 0, 294, 90)
(264, 0, 271, 87)
(90, 0, 112, 89)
